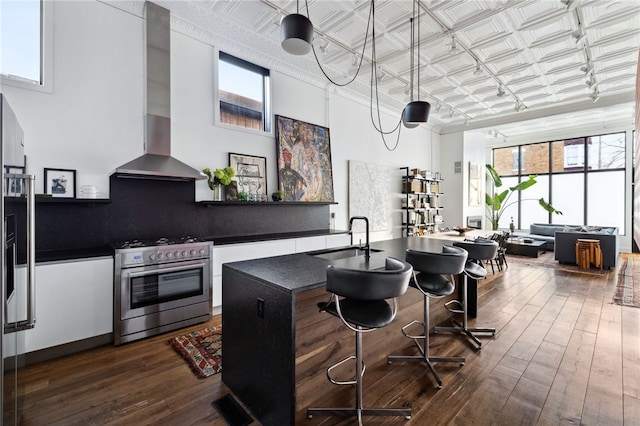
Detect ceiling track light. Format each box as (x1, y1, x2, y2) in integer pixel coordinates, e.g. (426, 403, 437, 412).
(435, 102, 442, 112)
(402, 0, 431, 128)
(590, 88, 600, 102)
(473, 60, 483, 75)
(281, 0, 314, 55)
(448, 35, 458, 54)
(580, 62, 593, 75)
(497, 85, 506, 97)
(585, 76, 597, 88)
(514, 101, 522, 112)
(318, 36, 329, 55)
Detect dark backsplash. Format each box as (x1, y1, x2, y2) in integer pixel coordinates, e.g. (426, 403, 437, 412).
(32, 176, 330, 253)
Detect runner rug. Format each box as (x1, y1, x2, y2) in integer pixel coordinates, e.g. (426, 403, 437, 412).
(169, 325, 222, 378)
(613, 253, 640, 308)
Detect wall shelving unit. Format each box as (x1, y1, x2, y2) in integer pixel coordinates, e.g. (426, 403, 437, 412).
(400, 166, 444, 236)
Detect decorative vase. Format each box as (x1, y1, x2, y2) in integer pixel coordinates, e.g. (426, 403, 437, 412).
(212, 183, 224, 201)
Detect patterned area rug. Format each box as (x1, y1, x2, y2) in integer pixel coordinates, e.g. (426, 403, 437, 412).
(169, 326, 222, 378)
(506, 251, 608, 276)
(613, 253, 640, 308)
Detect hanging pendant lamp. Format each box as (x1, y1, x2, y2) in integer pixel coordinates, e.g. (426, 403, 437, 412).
(402, 0, 430, 128)
(281, 1, 314, 55)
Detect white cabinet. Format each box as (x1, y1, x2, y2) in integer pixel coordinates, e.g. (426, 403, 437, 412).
(24, 257, 113, 353)
(212, 234, 350, 310)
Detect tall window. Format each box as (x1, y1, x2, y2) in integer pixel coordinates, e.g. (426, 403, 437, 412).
(1, 0, 52, 90)
(492, 132, 626, 234)
(218, 52, 271, 132)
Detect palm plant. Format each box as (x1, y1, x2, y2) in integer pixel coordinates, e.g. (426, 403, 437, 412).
(485, 164, 562, 230)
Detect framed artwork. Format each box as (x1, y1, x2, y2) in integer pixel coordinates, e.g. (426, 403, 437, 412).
(44, 168, 76, 198)
(4, 166, 25, 197)
(275, 115, 334, 202)
(229, 153, 266, 198)
(468, 162, 482, 206)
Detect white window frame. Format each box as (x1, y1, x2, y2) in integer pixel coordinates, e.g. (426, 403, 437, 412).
(1, 0, 54, 93)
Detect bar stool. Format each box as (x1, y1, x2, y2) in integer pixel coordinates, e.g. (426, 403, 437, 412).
(307, 257, 413, 424)
(434, 240, 498, 349)
(387, 246, 468, 389)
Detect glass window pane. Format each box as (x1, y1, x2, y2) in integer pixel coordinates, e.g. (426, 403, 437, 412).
(551, 173, 584, 225)
(493, 147, 519, 176)
(587, 171, 624, 234)
(1, 0, 41, 82)
(551, 138, 586, 172)
(521, 142, 549, 174)
(497, 176, 519, 229)
(520, 174, 550, 229)
(218, 52, 269, 132)
(587, 133, 625, 170)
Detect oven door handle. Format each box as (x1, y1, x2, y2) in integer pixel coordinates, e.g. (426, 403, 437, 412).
(125, 261, 208, 278)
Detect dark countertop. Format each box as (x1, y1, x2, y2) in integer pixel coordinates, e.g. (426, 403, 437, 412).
(223, 237, 451, 292)
(33, 229, 351, 264)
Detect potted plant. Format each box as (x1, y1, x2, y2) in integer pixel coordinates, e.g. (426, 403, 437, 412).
(271, 190, 284, 202)
(202, 167, 235, 201)
(485, 164, 562, 230)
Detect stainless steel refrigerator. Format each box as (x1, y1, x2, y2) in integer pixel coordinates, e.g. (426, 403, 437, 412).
(1, 94, 36, 425)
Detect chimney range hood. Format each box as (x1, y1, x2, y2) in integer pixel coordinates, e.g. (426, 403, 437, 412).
(113, 2, 205, 180)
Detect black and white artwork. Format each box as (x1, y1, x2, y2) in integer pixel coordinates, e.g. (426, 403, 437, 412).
(44, 168, 76, 198)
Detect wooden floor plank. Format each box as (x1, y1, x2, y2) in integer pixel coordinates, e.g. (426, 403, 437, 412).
(17, 256, 638, 426)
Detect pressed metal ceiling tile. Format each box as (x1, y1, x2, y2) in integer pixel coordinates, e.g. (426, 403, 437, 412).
(154, 0, 637, 130)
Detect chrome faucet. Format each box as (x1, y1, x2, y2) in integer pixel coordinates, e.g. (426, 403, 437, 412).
(349, 216, 370, 260)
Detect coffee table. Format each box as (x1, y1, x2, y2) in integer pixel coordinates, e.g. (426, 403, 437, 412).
(506, 239, 546, 258)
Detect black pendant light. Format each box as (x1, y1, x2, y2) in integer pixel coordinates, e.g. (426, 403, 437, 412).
(402, 0, 430, 128)
(281, 1, 314, 55)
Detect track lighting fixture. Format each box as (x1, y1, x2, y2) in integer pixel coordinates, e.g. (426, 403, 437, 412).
(281, 0, 314, 55)
(402, 0, 431, 128)
(435, 102, 442, 113)
(514, 101, 523, 112)
(318, 36, 329, 55)
(448, 35, 458, 54)
(561, 0, 577, 11)
(585, 75, 597, 88)
(448, 109, 454, 118)
(572, 29, 586, 44)
(497, 85, 506, 97)
(580, 62, 593, 75)
(473, 60, 483, 75)
(590, 88, 600, 102)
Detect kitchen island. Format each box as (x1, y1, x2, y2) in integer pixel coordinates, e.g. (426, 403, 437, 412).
(222, 237, 464, 425)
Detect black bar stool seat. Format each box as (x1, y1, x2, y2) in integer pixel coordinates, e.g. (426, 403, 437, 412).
(434, 240, 498, 349)
(307, 257, 413, 424)
(387, 245, 468, 388)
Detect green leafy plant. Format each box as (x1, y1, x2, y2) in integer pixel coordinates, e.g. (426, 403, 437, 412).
(202, 167, 235, 189)
(238, 191, 248, 201)
(485, 164, 562, 230)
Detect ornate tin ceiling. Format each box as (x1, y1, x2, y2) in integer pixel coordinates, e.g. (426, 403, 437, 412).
(103, 0, 639, 135)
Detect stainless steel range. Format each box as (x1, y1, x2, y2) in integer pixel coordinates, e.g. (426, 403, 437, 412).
(113, 237, 213, 345)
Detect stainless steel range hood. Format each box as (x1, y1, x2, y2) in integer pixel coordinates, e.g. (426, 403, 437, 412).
(114, 2, 205, 180)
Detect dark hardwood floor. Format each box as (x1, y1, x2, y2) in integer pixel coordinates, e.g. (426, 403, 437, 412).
(20, 254, 640, 425)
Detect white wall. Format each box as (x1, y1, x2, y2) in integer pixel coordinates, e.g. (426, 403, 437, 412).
(1, 0, 439, 243)
(439, 132, 463, 229)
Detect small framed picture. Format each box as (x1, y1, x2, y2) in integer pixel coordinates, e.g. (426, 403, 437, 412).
(228, 153, 267, 198)
(4, 166, 25, 197)
(44, 168, 76, 198)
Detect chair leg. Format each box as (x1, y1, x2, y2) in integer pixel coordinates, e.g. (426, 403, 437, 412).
(434, 275, 495, 349)
(387, 293, 465, 389)
(308, 326, 412, 422)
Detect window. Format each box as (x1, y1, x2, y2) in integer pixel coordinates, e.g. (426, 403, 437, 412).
(492, 131, 627, 234)
(218, 52, 271, 132)
(1, 0, 52, 92)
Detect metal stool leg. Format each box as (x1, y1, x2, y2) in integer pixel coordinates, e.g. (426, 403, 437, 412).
(308, 325, 412, 422)
(387, 292, 465, 389)
(434, 274, 495, 349)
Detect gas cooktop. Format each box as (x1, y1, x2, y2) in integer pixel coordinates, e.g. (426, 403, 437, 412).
(113, 236, 202, 250)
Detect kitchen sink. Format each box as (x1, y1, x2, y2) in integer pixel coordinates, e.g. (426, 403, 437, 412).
(309, 246, 382, 261)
